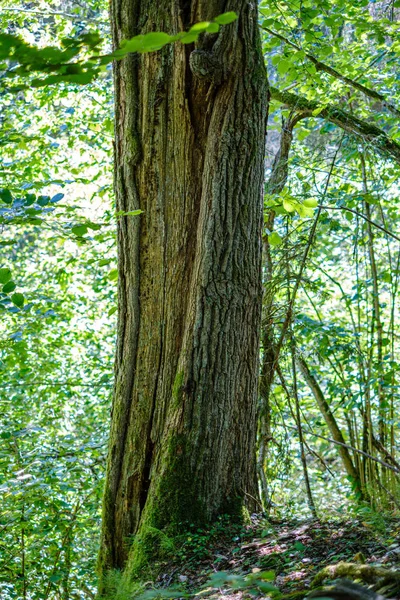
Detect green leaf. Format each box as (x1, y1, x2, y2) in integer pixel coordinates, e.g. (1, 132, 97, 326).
(277, 59, 291, 75)
(108, 269, 118, 281)
(363, 193, 378, 204)
(214, 12, 237, 25)
(141, 32, 172, 52)
(11, 293, 24, 308)
(312, 105, 326, 116)
(297, 205, 314, 218)
(258, 571, 275, 581)
(180, 32, 200, 45)
(189, 22, 211, 33)
(0, 268, 12, 284)
(303, 197, 318, 208)
(268, 232, 283, 247)
(206, 22, 220, 33)
(0, 189, 13, 204)
(72, 225, 88, 237)
(2, 281, 16, 294)
(86, 221, 102, 231)
(283, 199, 296, 212)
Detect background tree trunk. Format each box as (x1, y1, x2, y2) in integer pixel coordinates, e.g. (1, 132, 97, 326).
(98, 0, 268, 581)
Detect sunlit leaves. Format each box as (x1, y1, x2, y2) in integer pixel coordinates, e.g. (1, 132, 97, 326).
(266, 191, 318, 219)
(11, 293, 24, 308)
(1, 12, 237, 89)
(268, 232, 283, 247)
(0, 268, 12, 284)
(214, 12, 238, 25)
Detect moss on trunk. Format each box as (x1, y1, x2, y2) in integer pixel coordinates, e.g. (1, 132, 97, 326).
(98, 0, 268, 590)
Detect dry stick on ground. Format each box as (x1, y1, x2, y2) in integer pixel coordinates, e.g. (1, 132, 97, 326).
(269, 86, 400, 166)
(262, 26, 400, 117)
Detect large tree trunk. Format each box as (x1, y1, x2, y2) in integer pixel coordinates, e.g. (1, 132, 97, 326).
(98, 0, 268, 581)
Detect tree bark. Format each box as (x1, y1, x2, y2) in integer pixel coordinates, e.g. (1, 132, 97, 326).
(98, 0, 268, 582)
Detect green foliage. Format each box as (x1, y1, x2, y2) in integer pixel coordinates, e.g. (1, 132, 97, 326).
(176, 516, 246, 566)
(137, 570, 278, 600)
(128, 527, 176, 578)
(1, 12, 237, 90)
(1, 0, 400, 597)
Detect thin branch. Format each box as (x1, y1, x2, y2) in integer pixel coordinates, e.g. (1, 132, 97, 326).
(262, 26, 400, 117)
(287, 426, 400, 476)
(0, 8, 93, 20)
(319, 205, 400, 243)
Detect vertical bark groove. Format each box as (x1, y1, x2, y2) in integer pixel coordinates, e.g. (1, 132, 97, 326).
(99, 0, 268, 579)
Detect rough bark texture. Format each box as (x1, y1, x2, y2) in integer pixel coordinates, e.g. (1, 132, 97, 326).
(99, 0, 268, 581)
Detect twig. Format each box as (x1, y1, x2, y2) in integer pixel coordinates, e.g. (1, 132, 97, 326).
(319, 205, 400, 243)
(286, 426, 400, 476)
(262, 26, 400, 117)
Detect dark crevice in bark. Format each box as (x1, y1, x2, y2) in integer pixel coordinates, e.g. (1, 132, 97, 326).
(178, 0, 192, 28)
(139, 440, 155, 514)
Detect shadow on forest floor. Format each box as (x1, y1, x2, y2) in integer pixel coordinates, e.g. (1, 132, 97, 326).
(151, 517, 400, 599)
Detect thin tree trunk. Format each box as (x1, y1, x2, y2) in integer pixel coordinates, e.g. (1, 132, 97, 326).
(258, 113, 306, 508)
(360, 154, 385, 447)
(290, 344, 317, 518)
(296, 355, 364, 499)
(99, 0, 268, 582)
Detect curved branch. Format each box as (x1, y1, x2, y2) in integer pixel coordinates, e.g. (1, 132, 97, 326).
(262, 26, 400, 117)
(270, 86, 400, 165)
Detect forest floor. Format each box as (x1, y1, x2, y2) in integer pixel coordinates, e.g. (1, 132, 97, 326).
(151, 515, 400, 599)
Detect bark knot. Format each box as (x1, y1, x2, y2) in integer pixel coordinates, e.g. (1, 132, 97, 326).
(189, 49, 224, 84)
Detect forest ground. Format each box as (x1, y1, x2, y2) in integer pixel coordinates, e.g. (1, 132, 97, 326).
(148, 515, 400, 599)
